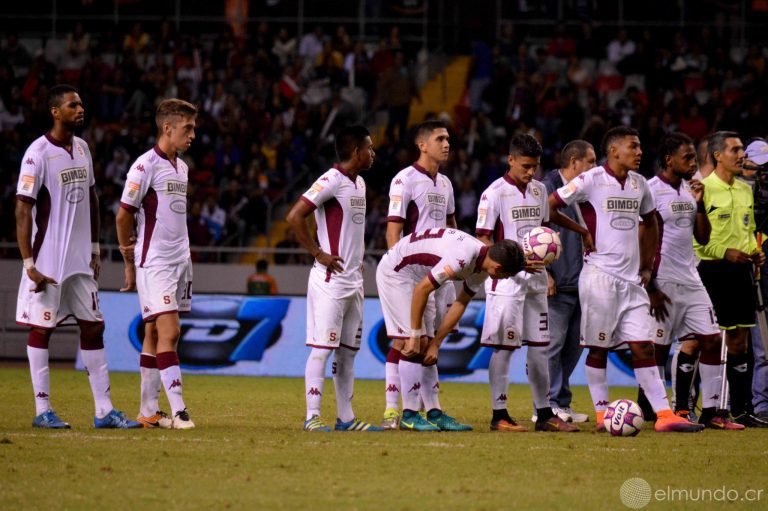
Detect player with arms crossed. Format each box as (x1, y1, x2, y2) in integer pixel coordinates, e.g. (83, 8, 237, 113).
(549, 126, 704, 433)
(117, 99, 198, 429)
(286, 125, 382, 432)
(476, 134, 591, 432)
(381, 120, 457, 429)
(16, 85, 140, 429)
(643, 133, 743, 429)
(377, 229, 526, 430)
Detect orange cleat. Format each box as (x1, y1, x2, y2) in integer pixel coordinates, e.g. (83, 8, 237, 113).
(654, 409, 705, 433)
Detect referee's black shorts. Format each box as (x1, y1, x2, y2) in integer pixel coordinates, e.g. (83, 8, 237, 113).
(698, 260, 756, 329)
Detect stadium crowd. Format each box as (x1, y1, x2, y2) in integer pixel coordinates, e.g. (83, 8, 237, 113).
(1, 17, 767, 257)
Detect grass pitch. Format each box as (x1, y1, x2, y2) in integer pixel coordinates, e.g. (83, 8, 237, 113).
(0, 368, 766, 511)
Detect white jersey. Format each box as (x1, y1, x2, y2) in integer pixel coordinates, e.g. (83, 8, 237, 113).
(387, 163, 455, 234)
(554, 165, 655, 284)
(16, 134, 94, 283)
(476, 175, 549, 295)
(119, 146, 190, 268)
(300, 165, 366, 289)
(647, 176, 702, 285)
(384, 228, 490, 296)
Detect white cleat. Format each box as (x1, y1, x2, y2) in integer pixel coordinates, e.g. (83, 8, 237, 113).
(555, 407, 589, 423)
(172, 409, 195, 429)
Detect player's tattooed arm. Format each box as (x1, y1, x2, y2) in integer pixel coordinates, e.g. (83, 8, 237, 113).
(15, 199, 57, 293)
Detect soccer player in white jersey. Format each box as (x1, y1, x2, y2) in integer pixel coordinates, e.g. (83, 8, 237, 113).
(116, 99, 198, 429)
(286, 125, 382, 432)
(381, 120, 458, 429)
(15, 85, 140, 429)
(377, 229, 526, 430)
(643, 132, 743, 430)
(476, 134, 590, 433)
(549, 126, 704, 433)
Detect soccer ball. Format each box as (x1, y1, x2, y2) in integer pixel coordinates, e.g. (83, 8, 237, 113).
(604, 399, 645, 437)
(522, 226, 562, 265)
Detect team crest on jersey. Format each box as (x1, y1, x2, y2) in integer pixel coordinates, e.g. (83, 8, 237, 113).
(630, 177, 639, 191)
(21, 175, 35, 192)
(165, 180, 187, 196)
(531, 186, 540, 197)
(58, 167, 88, 186)
(76, 144, 85, 157)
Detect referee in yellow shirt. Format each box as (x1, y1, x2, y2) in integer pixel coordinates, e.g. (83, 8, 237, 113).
(695, 131, 768, 427)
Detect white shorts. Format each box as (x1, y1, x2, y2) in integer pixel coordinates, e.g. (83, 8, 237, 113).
(650, 280, 720, 345)
(306, 273, 363, 350)
(16, 272, 103, 329)
(376, 260, 433, 339)
(136, 258, 193, 321)
(480, 291, 550, 349)
(579, 266, 652, 350)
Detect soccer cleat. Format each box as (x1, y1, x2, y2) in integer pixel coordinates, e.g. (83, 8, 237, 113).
(304, 415, 331, 432)
(535, 415, 580, 432)
(94, 409, 143, 429)
(654, 410, 705, 433)
(32, 410, 71, 429)
(555, 407, 589, 423)
(335, 418, 384, 432)
(595, 410, 606, 433)
(137, 411, 172, 429)
(701, 411, 745, 430)
(381, 408, 400, 430)
(171, 409, 195, 430)
(756, 410, 768, 421)
(426, 410, 473, 431)
(675, 409, 691, 420)
(399, 411, 440, 432)
(733, 413, 768, 428)
(490, 418, 528, 432)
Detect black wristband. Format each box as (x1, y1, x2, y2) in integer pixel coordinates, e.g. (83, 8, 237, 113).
(696, 202, 706, 213)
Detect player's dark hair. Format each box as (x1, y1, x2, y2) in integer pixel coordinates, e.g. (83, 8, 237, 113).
(602, 126, 640, 156)
(708, 130, 741, 165)
(48, 84, 79, 109)
(335, 125, 370, 161)
(256, 259, 268, 272)
(414, 120, 448, 142)
(488, 240, 526, 276)
(508, 134, 542, 158)
(657, 132, 694, 169)
(156, 98, 198, 131)
(561, 140, 594, 167)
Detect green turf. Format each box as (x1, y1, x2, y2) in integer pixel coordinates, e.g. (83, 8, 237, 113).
(0, 368, 766, 510)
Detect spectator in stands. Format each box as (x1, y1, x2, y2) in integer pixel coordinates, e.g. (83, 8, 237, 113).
(61, 22, 90, 83)
(123, 23, 150, 55)
(246, 259, 278, 295)
(202, 194, 227, 243)
(606, 29, 636, 66)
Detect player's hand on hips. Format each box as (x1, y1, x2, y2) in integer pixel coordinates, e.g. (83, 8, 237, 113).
(90, 254, 101, 281)
(648, 289, 672, 322)
(639, 268, 652, 286)
(119, 235, 137, 263)
(27, 268, 57, 293)
(546, 271, 557, 297)
(423, 340, 440, 365)
(581, 231, 595, 253)
(402, 335, 420, 358)
(724, 248, 752, 264)
(120, 263, 136, 292)
(316, 251, 344, 273)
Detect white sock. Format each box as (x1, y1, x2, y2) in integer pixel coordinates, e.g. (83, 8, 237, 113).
(489, 349, 512, 410)
(28, 346, 50, 415)
(81, 348, 114, 418)
(399, 359, 423, 411)
(526, 346, 551, 409)
(305, 348, 330, 420)
(140, 365, 161, 417)
(699, 361, 722, 409)
(385, 362, 401, 410)
(333, 347, 356, 422)
(159, 366, 186, 416)
(585, 363, 609, 412)
(635, 365, 671, 413)
(420, 364, 441, 412)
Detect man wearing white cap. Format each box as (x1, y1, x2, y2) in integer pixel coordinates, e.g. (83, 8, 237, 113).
(745, 139, 768, 421)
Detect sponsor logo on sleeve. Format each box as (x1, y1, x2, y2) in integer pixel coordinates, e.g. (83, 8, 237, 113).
(126, 180, 141, 199)
(389, 195, 402, 211)
(559, 182, 578, 199)
(477, 207, 487, 225)
(20, 175, 35, 192)
(306, 183, 324, 198)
